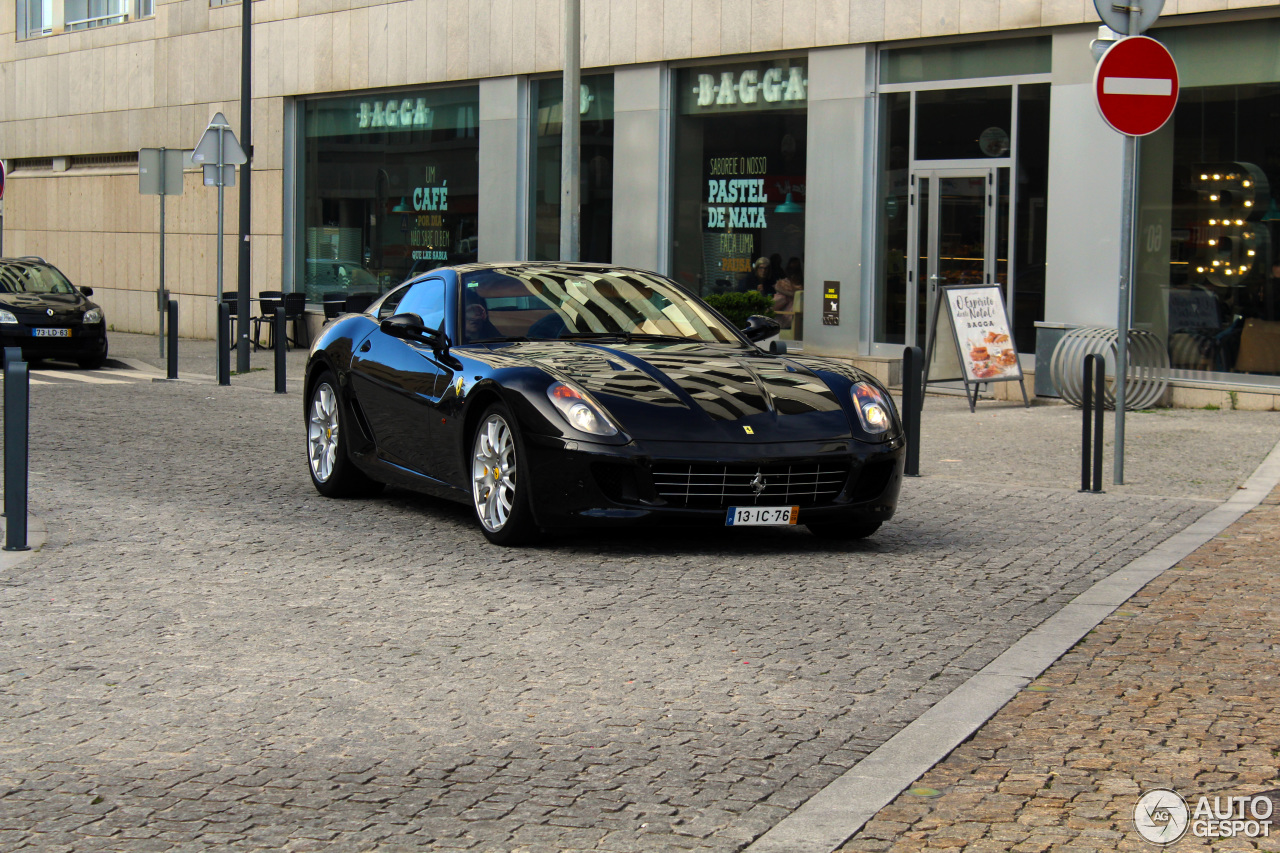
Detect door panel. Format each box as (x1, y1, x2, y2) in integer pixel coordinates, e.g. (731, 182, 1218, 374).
(350, 333, 449, 476)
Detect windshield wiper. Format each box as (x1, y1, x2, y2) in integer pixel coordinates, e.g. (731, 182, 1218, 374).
(624, 333, 697, 342)
(468, 335, 530, 343)
(561, 331, 634, 343)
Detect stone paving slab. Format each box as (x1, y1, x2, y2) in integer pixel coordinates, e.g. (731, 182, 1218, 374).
(837, 487, 1280, 853)
(0, 352, 1273, 852)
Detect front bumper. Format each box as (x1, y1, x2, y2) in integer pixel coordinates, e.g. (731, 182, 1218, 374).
(524, 434, 905, 530)
(1, 326, 108, 361)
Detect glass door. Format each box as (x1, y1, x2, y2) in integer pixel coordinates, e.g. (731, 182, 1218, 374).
(906, 168, 996, 346)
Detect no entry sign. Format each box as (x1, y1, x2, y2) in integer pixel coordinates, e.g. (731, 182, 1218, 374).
(1095, 36, 1179, 136)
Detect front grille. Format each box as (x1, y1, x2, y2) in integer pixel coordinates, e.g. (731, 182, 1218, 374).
(651, 462, 850, 509)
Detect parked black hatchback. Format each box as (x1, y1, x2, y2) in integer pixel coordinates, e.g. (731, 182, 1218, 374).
(0, 257, 108, 368)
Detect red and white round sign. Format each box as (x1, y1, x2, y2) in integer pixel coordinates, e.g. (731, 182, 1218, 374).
(1094, 36, 1179, 137)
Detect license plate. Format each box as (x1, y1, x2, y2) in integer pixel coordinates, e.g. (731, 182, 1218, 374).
(725, 506, 799, 526)
(33, 328, 70, 337)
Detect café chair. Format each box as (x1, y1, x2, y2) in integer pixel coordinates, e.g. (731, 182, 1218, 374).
(251, 290, 284, 351)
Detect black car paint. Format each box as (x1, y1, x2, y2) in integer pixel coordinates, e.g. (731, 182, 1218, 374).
(0, 259, 108, 364)
(306, 264, 903, 530)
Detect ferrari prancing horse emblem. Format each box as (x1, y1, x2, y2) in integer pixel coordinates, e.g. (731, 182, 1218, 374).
(743, 426, 754, 434)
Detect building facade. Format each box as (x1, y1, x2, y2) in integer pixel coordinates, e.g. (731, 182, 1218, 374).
(3, 0, 1280, 406)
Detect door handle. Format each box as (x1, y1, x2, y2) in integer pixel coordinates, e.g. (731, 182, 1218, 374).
(358, 340, 371, 353)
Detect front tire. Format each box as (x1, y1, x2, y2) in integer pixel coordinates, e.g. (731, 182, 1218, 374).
(471, 402, 539, 546)
(807, 519, 882, 540)
(307, 371, 384, 498)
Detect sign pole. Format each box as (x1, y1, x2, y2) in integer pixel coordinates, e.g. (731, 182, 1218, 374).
(216, 124, 226, 384)
(1113, 2, 1142, 486)
(560, 0, 580, 262)
(1115, 134, 1136, 484)
(192, 112, 247, 385)
(140, 148, 185, 358)
(236, 0, 253, 376)
(159, 177, 166, 358)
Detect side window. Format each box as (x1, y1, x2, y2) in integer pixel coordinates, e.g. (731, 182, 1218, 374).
(396, 279, 447, 331)
(376, 284, 411, 319)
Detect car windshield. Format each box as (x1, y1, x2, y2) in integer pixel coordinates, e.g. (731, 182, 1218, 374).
(0, 262, 77, 295)
(460, 266, 742, 345)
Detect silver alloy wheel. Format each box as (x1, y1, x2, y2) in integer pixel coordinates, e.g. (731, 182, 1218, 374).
(308, 382, 340, 483)
(472, 413, 518, 532)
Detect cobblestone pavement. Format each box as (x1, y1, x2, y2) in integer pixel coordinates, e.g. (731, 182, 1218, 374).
(0, 352, 1272, 852)
(838, 486, 1280, 853)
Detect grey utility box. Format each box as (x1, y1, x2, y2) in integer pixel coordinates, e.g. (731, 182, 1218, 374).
(1033, 321, 1080, 398)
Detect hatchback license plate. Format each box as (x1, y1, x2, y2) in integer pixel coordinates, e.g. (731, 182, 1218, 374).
(725, 506, 799, 526)
(34, 328, 70, 338)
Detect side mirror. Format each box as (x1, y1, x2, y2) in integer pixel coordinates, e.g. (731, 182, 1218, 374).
(742, 314, 781, 342)
(79, 286, 94, 297)
(380, 312, 449, 350)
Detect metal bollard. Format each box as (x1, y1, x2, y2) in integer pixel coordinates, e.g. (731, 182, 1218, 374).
(901, 346, 923, 477)
(274, 306, 287, 394)
(3, 349, 31, 550)
(1080, 354, 1105, 493)
(218, 301, 231, 386)
(167, 300, 179, 380)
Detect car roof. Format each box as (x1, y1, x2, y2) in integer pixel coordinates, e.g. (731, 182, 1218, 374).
(448, 262, 653, 276)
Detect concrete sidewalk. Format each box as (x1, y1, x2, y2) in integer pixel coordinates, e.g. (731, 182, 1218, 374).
(836, 482, 1280, 852)
(2, 332, 1278, 852)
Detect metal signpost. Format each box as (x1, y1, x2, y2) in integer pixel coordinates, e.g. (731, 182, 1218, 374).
(192, 113, 247, 384)
(139, 147, 185, 357)
(560, 0, 581, 262)
(1091, 0, 1175, 485)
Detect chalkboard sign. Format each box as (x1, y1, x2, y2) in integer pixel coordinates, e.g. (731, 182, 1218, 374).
(923, 284, 1029, 412)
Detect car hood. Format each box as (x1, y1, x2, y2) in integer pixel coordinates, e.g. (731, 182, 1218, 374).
(0, 291, 92, 320)
(498, 340, 854, 443)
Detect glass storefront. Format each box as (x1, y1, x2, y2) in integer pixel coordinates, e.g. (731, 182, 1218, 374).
(671, 59, 808, 340)
(300, 87, 480, 303)
(874, 42, 1049, 354)
(1137, 21, 1280, 381)
(530, 75, 614, 262)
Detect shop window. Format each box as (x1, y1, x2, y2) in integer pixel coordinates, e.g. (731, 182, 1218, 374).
(915, 87, 1010, 161)
(1134, 21, 1280, 381)
(1137, 82, 1280, 378)
(671, 59, 808, 341)
(530, 75, 614, 262)
(874, 92, 911, 345)
(1013, 83, 1049, 353)
(881, 37, 1050, 86)
(300, 87, 480, 304)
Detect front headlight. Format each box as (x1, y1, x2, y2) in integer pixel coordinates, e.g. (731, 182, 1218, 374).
(0, 309, 18, 325)
(547, 381, 619, 437)
(851, 381, 895, 436)
(82, 308, 103, 324)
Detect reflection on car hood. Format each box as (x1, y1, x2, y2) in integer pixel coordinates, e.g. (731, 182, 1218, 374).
(494, 340, 853, 442)
(0, 291, 90, 318)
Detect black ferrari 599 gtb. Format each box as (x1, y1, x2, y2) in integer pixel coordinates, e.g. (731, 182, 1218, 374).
(305, 263, 904, 545)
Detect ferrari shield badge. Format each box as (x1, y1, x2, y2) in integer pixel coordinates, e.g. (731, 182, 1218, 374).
(743, 426, 754, 434)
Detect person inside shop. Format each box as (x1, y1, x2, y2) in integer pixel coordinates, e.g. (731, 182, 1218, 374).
(772, 257, 804, 328)
(739, 257, 776, 294)
(463, 289, 503, 341)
